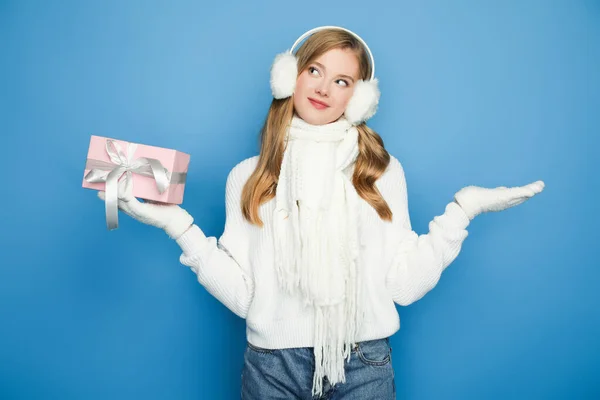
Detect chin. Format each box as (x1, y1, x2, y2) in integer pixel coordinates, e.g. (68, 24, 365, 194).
(296, 107, 341, 126)
(304, 115, 328, 125)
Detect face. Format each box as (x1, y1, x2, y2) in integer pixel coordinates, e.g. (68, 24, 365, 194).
(293, 47, 361, 125)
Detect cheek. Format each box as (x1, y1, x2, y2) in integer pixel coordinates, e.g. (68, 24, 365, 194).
(295, 74, 311, 96)
(336, 87, 355, 108)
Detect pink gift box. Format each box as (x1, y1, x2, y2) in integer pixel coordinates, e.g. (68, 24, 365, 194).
(82, 135, 190, 204)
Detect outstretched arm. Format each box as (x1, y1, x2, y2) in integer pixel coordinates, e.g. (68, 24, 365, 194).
(381, 157, 471, 306)
(382, 156, 545, 306)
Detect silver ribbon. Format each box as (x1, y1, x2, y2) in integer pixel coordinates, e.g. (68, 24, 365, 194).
(84, 139, 186, 230)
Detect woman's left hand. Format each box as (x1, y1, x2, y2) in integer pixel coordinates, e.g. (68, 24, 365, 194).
(453, 180, 545, 220)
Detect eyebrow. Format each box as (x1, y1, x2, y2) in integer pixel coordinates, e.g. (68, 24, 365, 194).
(313, 61, 355, 83)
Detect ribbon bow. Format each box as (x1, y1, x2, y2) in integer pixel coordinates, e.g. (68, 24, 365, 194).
(84, 139, 173, 230)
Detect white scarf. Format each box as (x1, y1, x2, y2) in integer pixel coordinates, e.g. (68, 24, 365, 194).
(272, 114, 365, 397)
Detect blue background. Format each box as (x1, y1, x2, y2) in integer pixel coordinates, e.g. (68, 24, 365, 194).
(1, 0, 598, 398)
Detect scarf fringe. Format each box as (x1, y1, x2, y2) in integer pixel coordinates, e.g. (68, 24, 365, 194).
(272, 116, 364, 397)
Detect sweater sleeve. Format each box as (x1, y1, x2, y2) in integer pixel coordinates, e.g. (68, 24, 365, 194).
(381, 155, 471, 306)
(175, 157, 256, 318)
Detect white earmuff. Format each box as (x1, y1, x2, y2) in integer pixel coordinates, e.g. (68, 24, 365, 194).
(269, 25, 380, 126)
(270, 52, 298, 99)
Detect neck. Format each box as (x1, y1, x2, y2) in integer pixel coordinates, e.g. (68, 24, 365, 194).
(290, 114, 352, 136)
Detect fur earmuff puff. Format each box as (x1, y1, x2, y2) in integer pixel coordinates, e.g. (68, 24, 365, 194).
(344, 78, 380, 125)
(270, 52, 298, 99)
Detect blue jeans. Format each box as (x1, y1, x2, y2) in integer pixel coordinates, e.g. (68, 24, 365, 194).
(241, 337, 395, 399)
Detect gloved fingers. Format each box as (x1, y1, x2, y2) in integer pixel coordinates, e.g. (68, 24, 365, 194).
(117, 175, 135, 201)
(96, 177, 134, 202)
(526, 180, 545, 194)
(123, 195, 163, 222)
(506, 185, 541, 207)
(510, 181, 544, 197)
(505, 184, 534, 199)
(507, 196, 528, 207)
(142, 197, 168, 205)
(97, 190, 136, 216)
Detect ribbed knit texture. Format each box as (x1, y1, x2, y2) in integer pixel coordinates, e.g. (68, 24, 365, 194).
(176, 154, 471, 352)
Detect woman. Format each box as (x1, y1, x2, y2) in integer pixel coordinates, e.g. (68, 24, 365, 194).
(98, 26, 544, 400)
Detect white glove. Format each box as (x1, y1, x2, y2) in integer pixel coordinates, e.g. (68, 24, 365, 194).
(97, 175, 194, 240)
(453, 180, 545, 220)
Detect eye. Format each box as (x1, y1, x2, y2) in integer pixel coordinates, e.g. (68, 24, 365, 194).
(336, 79, 349, 87)
(308, 66, 320, 76)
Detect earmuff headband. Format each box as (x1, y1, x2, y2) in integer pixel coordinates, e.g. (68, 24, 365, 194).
(288, 25, 376, 80)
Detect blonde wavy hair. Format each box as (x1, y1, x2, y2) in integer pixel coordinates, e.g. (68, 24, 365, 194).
(242, 28, 393, 227)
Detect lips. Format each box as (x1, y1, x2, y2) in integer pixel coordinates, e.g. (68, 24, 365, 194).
(308, 97, 329, 110)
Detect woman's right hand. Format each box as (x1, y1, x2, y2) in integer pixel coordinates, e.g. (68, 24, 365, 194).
(97, 175, 194, 240)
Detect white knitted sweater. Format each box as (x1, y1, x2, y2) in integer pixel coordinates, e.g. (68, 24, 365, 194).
(175, 154, 471, 349)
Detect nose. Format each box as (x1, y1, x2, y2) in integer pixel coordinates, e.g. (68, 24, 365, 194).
(315, 81, 330, 97)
